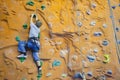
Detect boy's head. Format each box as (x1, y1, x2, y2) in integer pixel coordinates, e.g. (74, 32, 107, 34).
(35, 20, 42, 28)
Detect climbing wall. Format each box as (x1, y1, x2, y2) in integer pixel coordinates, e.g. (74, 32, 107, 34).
(0, 0, 120, 80)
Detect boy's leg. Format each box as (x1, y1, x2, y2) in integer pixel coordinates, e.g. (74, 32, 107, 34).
(32, 51, 42, 73)
(17, 41, 27, 58)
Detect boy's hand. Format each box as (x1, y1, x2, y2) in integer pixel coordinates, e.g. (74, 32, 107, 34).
(31, 14, 36, 18)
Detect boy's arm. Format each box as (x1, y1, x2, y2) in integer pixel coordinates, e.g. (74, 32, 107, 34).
(30, 14, 38, 23)
(30, 14, 34, 23)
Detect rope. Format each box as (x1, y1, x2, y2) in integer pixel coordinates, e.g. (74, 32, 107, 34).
(108, 0, 120, 63)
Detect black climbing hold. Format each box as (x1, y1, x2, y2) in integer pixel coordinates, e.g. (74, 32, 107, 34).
(23, 24, 28, 29)
(115, 27, 119, 32)
(112, 6, 116, 9)
(102, 40, 109, 46)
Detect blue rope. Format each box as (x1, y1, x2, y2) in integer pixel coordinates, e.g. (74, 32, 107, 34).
(108, 0, 120, 63)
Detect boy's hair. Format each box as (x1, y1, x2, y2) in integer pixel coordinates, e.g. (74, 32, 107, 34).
(35, 20, 42, 28)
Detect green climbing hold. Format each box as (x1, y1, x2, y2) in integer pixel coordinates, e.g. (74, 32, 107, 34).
(18, 57, 26, 63)
(52, 60, 61, 67)
(40, 60, 43, 66)
(38, 33, 40, 39)
(26, 1, 34, 6)
(23, 24, 28, 29)
(41, 5, 46, 10)
(15, 36, 20, 41)
(103, 54, 110, 63)
(21, 77, 27, 80)
(37, 73, 42, 80)
(61, 74, 67, 78)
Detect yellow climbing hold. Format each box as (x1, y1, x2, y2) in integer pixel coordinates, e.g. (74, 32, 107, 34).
(103, 54, 110, 63)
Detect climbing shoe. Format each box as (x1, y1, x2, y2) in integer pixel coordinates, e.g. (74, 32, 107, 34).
(17, 54, 27, 58)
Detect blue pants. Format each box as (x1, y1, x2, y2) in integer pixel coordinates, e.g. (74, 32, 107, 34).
(18, 40, 40, 61)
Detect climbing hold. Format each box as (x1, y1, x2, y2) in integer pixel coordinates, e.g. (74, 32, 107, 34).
(119, 4, 120, 7)
(94, 32, 102, 36)
(107, 70, 112, 75)
(23, 24, 28, 29)
(112, 6, 116, 9)
(74, 72, 84, 79)
(86, 10, 91, 15)
(72, 55, 78, 61)
(26, 1, 34, 6)
(87, 72, 93, 77)
(90, 21, 96, 26)
(37, 73, 42, 80)
(46, 72, 52, 77)
(117, 40, 120, 44)
(77, 22, 82, 27)
(22, 77, 27, 80)
(18, 57, 26, 63)
(102, 40, 109, 46)
(15, 36, 20, 41)
(115, 27, 119, 32)
(38, 0, 43, 2)
(38, 33, 40, 38)
(93, 48, 98, 53)
(103, 54, 110, 63)
(52, 60, 61, 67)
(87, 55, 96, 62)
(91, 3, 97, 8)
(82, 60, 88, 68)
(48, 22, 52, 28)
(60, 50, 68, 58)
(41, 5, 46, 10)
(103, 24, 107, 28)
(61, 73, 67, 78)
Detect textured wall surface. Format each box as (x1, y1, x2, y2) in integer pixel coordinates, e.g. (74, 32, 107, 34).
(0, 0, 120, 80)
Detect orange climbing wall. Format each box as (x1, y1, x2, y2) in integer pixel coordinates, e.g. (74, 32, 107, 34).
(0, 0, 120, 80)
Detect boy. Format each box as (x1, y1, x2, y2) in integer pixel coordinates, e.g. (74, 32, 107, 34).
(17, 13, 42, 73)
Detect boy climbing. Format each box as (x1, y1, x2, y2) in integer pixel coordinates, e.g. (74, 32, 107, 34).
(17, 13, 42, 74)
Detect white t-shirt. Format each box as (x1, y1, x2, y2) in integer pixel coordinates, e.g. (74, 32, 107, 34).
(29, 22, 40, 38)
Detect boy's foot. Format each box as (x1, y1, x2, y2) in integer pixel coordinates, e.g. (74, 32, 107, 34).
(17, 54, 27, 58)
(38, 66, 42, 73)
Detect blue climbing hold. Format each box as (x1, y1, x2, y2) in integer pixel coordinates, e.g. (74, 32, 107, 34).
(87, 55, 96, 62)
(112, 6, 116, 9)
(52, 60, 61, 67)
(87, 72, 93, 77)
(102, 40, 109, 46)
(94, 32, 102, 36)
(107, 70, 112, 75)
(74, 72, 83, 79)
(117, 40, 120, 44)
(119, 4, 120, 7)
